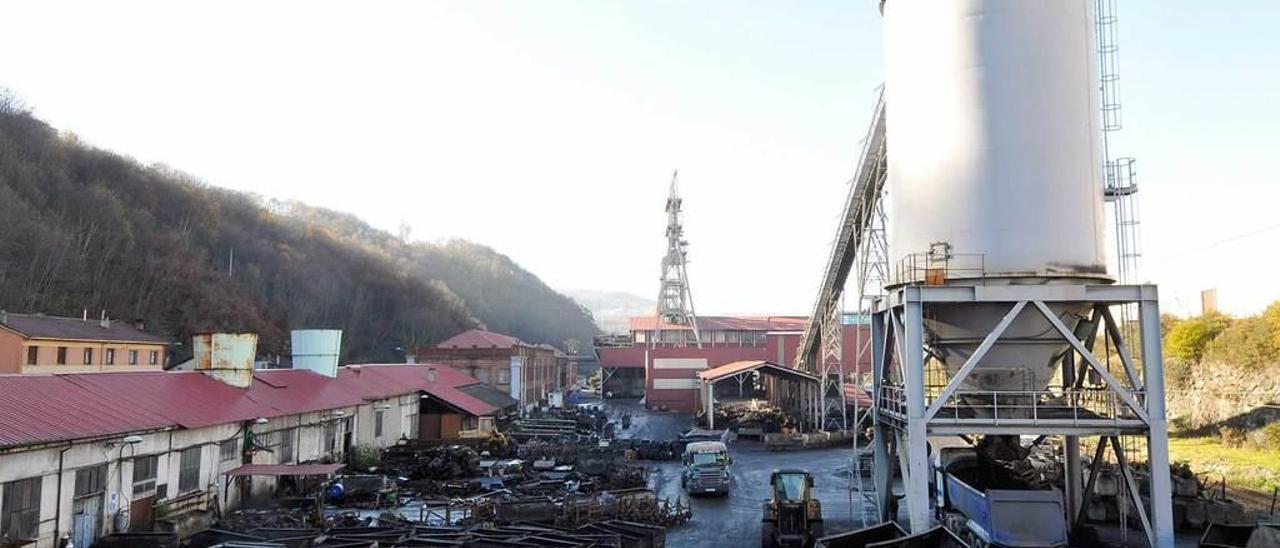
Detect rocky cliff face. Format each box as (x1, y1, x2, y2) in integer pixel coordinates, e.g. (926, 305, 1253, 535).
(1167, 362, 1280, 433)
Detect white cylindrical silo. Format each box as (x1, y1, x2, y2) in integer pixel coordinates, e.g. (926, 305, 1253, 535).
(884, 0, 1109, 282)
(881, 0, 1109, 398)
(292, 329, 342, 378)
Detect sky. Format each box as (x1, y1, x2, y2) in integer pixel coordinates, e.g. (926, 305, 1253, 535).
(0, 0, 1277, 318)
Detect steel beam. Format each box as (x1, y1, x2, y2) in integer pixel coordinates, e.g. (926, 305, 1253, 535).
(1031, 300, 1150, 424)
(1099, 305, 1143, 390)
(925, 300, 1028, 419)
(1139, 297, 1175, 547)
(1112, 436, 1155, 545)
(1063, 353, 1083, 526)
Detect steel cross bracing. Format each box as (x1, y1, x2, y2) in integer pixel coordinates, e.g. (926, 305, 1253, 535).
(797, 89, 888, 377)
(867, 284, 1176, 547)
(820, 298, 847, 430)
(654, 171, 701, 347)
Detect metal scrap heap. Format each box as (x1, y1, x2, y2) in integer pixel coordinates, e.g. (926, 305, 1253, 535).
(108, 516, 668, 547)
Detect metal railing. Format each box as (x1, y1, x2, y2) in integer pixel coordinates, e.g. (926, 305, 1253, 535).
(892, 251, 986, 286)
(879, 385, 1145, 424)
(154, 488, 215, 521)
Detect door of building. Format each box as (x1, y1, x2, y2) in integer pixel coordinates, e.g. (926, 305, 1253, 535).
(129, 495, 155, 530)
(420, 413, 442, 439)
(72, 494, 102, 548)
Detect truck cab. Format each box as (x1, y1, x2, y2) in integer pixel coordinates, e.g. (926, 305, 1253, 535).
(681, 441, 732, 496)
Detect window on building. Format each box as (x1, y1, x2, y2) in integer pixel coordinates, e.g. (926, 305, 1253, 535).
(149, 350, 159, 365)
(374, 411, 384, 438)
(475, 368, 490, 383)
(1, 477, 41, 540)
(497, 368, 510, 383)
(461, 415, 478, 431)
(25, 347, 37, 366)
(74, 465, 106, 497)
(324, 422, 336, 455)
(83, 348, 93, 365)
(178, 446, 201, 493)
(132, 455, 158, 495)
(56, 346, 67, 365)
(128, 350, 138, 365)
(105, 348, 115, 365)
(219, 438, 238, 462)
(279, 428, 295, 463)
(407, 411, 419, 438)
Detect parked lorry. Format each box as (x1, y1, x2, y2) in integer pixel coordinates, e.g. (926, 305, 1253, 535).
(933, 447, 1067, 547)
(762, 469, 824, 548)
(681, 441, 732, 495)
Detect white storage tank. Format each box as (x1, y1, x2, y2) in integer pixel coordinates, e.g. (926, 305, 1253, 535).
(883, 0, 1109, 282)
(881, 0, 1110, 398)
(291, 329, 342, 378)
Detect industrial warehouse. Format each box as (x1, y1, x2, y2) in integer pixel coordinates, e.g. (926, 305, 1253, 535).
(0, 332, 520, 547)
(0, 0, 1276, 547)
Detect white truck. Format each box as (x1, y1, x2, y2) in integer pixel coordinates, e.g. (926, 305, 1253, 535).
(681, 441, 733, 496)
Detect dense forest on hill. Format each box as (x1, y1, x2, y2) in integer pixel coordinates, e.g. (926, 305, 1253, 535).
(0, 92, 598, 361)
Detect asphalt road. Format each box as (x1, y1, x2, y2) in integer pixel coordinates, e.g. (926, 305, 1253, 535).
(605, 399, 869, 547)
(601, 399, 1202, 548)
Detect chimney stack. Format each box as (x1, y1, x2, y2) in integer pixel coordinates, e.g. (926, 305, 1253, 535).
(133, 318, 146, 332)
(426, 367, 437, 384)
(0, 310, 6, 325)
(291, 330, 342, 378)
(193, 333, 258, 388)
(99, 310, 111, 329)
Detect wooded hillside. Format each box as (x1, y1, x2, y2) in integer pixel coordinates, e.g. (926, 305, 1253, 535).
(0, 93, 598, 361)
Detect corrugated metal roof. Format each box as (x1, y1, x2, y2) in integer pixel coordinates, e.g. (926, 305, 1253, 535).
(0, 364, 509, 449)
(64, 372, 278, 429)
(435, 328, 527, 350)
(629, 316, 809, 332)
(0, 313, 168, 343)
(457, 383, 520, 411)
(843, 383, 873, 408)
(225, 463, 345, 477)
(697, 360, 819, 383)
(0, 375, 173, 448)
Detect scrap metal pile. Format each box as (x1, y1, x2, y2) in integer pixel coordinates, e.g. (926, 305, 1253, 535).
(507, 407, 611, 441)
(968, 439, 1257, 533)
(696, 402, 794, 437)
(132, 516, 668, 547)
(178, 406, 693, 546)
(519, 438, 681, 462)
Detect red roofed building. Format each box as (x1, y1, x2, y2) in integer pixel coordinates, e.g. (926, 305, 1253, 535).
(415, 328, 573, 414)
(595, 315, 870, 411)
(0, 361, 515, 547)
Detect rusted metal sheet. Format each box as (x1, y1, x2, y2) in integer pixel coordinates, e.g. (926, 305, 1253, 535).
(193, 333, 257, 388)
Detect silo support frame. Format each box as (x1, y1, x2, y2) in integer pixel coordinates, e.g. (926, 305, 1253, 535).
(869, 284, 1174, 546)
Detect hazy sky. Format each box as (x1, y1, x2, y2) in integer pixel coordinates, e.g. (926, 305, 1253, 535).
(1, 1, 1276, 318)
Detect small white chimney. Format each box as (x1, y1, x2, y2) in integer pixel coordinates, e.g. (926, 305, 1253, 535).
(426, 367, 437, 384)
(99, 310, 111, 329)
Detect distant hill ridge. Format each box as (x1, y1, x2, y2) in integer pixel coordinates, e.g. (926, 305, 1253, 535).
(0, 94, 599, 361)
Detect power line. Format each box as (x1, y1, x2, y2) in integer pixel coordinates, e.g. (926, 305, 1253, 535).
(1152, 222, 1280, 264)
